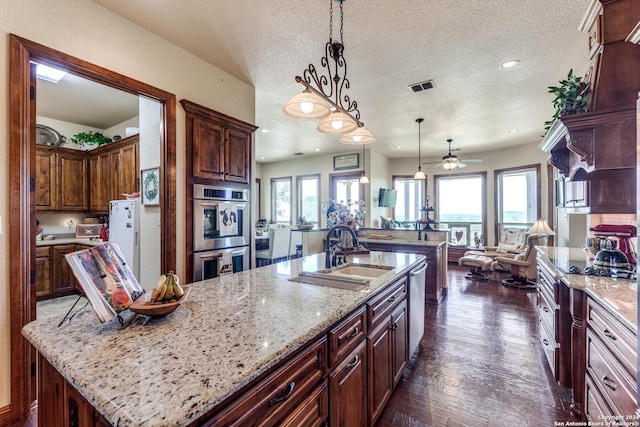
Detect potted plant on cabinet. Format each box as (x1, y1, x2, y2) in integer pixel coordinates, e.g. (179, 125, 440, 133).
(543, 69, 590, 134)
(70, 131, 112, 150)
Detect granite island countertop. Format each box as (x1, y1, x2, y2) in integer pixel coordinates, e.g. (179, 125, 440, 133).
(23, 251, 424, 427)
(536, 246, 637, 332)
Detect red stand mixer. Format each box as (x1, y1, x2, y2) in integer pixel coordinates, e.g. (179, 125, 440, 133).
(590, 224, 637, 266)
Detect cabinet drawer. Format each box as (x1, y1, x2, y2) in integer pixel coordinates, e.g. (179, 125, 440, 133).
(328, 306, 367, 368)
(279, 381, 328, 427)
(537, 290, 556, 340)
(587, 298, 637, 379)
(539, 316, 558, 379)
(536, 265, 557, 306)
(36, 246, 51, 257)
(586, 374, 615, 421)
(367, 278, 406, 330)
(587, 330, 637, 417)
(210, 337, 327, 426)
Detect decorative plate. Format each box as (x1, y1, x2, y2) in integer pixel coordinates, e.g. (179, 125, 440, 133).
(129, 286, 190, 317)
(36, 124, 65, 146)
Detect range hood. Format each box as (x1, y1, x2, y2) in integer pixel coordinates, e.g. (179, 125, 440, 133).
(540, 0, 640, 180)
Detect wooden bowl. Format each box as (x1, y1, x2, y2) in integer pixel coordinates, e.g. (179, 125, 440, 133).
(129, 286, 190, 317)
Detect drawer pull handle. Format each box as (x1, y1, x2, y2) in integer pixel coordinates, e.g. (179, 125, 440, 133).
(268, 381, 296, 407)
(603, 329, 617, 341)
(542, 338, 550, 346)
(390, 322, 398, 331)
(346, 326, 359, 340)
(387, 296, 396, 303)
(346, 355, 359, 369)
(542, 306, 550, 313)
(601, 376, 617, 391)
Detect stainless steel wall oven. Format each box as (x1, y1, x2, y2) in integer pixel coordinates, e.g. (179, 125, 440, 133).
(192, 184, 250, 281)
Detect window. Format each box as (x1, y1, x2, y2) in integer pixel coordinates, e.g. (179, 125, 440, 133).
(297, 174, 320, 226)
(393, 176, 425, 222)
(435, 173, 486, 246)
(330, 172, 363, 216)
(271, 176, 292, 225)
(495, 165, 540, 238)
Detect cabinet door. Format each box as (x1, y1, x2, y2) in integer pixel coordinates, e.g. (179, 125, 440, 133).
(65, 381, 95, 427)
(59, 152, 88, 210)
(35, 148, 57, 210)
(51, 244, 78, 295)
(589, 169, 636, 213)
(192, 116, 225, 180)
(281, 381, 328, 427)
(99, 152, 112, 210)
(367, 318, 393, 425)
(391, 301, 408, 387)
(225, 128, 250, 183)
(35, 254, 51, 299)
(110, 150, 121, 202)
(119, 142, 139, 195)
(38, 354, 65, 426)
(329, 340, 367, 427)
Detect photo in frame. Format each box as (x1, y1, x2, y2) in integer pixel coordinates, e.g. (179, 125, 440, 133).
(333, 153, 359, 171)
(141, 167, 160, 205)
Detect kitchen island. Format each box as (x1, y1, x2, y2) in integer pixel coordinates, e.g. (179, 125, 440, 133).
(23, 251, 425, 426)
(535, 246, 637, 421)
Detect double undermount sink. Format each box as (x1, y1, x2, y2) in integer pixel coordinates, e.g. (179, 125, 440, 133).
(289, 263, 394, 290)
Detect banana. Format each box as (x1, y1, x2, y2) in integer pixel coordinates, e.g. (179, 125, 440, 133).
(150, 287, 162, 302)
(169, 271, 184, 298)
(153, 275, 168, 302)
(163, 274, 175, 301)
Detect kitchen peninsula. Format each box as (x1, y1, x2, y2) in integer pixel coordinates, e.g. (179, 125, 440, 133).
(23, 252, 425, 426)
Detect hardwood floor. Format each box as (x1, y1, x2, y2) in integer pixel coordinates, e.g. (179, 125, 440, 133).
(376, 264, 576, 427)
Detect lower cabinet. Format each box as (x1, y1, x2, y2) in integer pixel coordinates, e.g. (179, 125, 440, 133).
(37, 244, 88, 301)
(38, 273, 412, 426)
(584, 297, 638, 421)
(35, 246, 52, 299)
(51, 244, 77, 295)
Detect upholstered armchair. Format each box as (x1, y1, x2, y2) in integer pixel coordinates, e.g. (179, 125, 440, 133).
(464, 227, 528, 270)
(491, 234, 546, 289)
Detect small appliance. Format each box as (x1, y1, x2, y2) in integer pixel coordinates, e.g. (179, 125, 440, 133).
(590, 224, 637, 266)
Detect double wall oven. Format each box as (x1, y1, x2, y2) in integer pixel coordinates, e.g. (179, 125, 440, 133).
(192, 184, 250, 281)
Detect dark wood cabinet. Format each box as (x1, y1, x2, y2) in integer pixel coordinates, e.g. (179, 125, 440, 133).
(59, 151, 88, 211)
(35, 148, 57, 210)
(558, 169, 635, 214)
(35, 246, 51, 299)
(181, 99, 257, 186)
(37, 136, 139, 213)
(51, 244, 78, 296)
(329, 340, 367, 427)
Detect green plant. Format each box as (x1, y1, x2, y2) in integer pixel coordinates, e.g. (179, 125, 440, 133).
(70, 131, 112, 146)
(544, 69, 589, 133)
(297, 216, 310, 224)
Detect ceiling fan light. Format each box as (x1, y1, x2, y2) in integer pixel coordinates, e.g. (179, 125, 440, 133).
(317, 110, 358, 134)
(283, 89, 331, 120)
(442, 162, 457, 170)
(340, 126, 375, 144)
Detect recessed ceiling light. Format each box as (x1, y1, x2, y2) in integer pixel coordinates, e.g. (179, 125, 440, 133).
(260, 129, 270, 133)
(508, 129, 519, 133)
(394, 145, 401, 149)
(500, 60, 520, 69)
(315, 148, 320, 152)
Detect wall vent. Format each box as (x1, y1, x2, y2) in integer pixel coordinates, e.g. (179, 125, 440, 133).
(409, 79, 435, 93)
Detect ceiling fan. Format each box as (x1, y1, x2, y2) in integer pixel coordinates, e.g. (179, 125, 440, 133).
(422, 139, 483, 170)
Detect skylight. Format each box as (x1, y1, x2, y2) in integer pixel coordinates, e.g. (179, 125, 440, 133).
(35, 63, 67, 83)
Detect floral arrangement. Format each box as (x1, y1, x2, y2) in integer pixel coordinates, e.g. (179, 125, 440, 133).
(327, 199, 366, 228)
(473, 232, 485, 248)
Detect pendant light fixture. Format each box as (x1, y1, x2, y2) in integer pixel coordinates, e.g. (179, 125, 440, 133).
(359, 144, 369, 184)
(414, 118, 426, 180)
(283, 0, 374, 142)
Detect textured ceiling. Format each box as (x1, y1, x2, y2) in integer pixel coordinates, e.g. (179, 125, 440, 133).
(83, 0, 591, 163)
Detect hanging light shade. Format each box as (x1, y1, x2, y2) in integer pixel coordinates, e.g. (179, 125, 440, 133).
(341, 126, 375, 144)
(317, 110, 358, 134)
(283, 88, 331, 120)
(359, 144, 369, 183)
(442, 161, 457, 170)
(414, 118, 426, 180)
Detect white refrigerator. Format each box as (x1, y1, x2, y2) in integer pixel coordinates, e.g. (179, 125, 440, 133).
(109, 199, 140, 279)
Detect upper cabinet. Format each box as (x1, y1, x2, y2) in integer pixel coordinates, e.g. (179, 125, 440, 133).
(541, 0, 639, 213)
(181, 99, 257, 185)
(37, 135, 139, 213)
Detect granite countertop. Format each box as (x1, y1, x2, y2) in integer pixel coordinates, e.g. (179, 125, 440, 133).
(23, 252, 424, 427)
(536, 246, 637, 332)
(359, 237, 447, 247)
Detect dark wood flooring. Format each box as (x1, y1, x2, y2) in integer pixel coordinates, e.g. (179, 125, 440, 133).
(376, 264, 577, 427)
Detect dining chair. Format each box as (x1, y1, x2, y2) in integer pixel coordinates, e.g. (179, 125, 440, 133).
(255, 228, 291, 266)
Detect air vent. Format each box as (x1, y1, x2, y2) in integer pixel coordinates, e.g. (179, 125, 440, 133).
(293, 152, 304, 156)
(409, 79, 435, 93)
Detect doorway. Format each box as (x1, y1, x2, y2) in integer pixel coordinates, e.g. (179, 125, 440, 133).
(7, 34, 177, 423)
